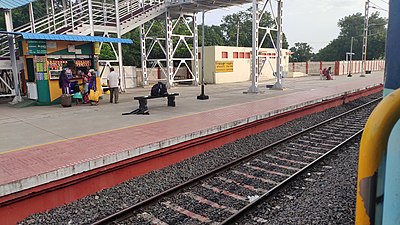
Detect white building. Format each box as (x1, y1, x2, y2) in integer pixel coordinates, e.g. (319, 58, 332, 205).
(199, 46, 291, 84)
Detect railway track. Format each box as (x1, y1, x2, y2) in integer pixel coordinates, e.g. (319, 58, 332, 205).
(93, 98, 381, 225)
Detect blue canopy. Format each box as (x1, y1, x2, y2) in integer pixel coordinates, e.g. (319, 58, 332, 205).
(0, 0, 36, 10)
(0, 31, 133, 44)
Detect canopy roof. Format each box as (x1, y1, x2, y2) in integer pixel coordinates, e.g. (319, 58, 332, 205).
(0, 31, 133, 44)
(0, 0, 36, 10)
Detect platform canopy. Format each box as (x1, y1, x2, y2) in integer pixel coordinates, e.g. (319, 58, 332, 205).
(0, 0, 36, 10)
(0, 31, 133, 44)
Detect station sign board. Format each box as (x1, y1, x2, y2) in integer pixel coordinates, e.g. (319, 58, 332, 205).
(215, 61, 233, 73)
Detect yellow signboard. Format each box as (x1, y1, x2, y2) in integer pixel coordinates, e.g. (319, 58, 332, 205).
(215, 61, 233, 73)
(94, 42, 101, 55)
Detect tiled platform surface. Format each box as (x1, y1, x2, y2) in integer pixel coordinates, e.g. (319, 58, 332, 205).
(0, 73, 384, 196)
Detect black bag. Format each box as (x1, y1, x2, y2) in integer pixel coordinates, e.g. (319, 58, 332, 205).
(159, 83, 168, 96)
(150, 82, 168, 96)
(150, 83, 160, 96)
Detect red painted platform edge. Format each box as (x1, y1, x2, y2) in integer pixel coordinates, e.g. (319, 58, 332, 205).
(0, 84, 383, 224)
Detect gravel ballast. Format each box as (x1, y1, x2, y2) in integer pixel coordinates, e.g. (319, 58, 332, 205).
(19, 93, 381, 225)
(237, 136, 361, 225)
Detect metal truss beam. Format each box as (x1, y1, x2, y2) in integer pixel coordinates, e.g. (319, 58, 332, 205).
(4, 10, 21, 103)
(192, 12, 199, 85)
(271, 0, 283, 90)
(139, 10, 199, 88)
(247, 0, 284, 93)
(247, 0, 260, 93)
(165, 11, 174, 88)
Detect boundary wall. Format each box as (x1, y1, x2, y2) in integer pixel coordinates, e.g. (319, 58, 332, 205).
(290, 60, 385, 76)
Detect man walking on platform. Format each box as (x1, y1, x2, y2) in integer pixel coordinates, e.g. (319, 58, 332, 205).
(107, 67, 120, 104)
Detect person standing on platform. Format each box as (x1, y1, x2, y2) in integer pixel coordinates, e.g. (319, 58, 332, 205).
(82, 69, 90, 104)
(107, 67, 120, 104)
(88, 70, 99, 105)
(59, 69, 70, 94)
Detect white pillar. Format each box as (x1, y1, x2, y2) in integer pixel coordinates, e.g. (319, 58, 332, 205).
(29, 3, 36, 32)
(139, 0, 148, 87)
(70, 0, 75, 31)
(5, 10, 22, 103)
(140, 24, 148, 86)
(46, 0, 51, 32)
(246, 0, 259, 93)
(165, 11, 174, 88)
(88, 0, 94, 36)
(115, 0, 125, 91)
(272, 0, 283, 90)
(62, 0, 68, 27)
(51, 0, 56, 32)
(361, 0, 369, 77)
(192, 13, 199, 85)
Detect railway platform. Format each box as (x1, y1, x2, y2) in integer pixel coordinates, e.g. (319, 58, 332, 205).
(0, 72, 384, 223)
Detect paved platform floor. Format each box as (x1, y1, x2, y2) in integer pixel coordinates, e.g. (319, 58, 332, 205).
(0, 73, 384, 196)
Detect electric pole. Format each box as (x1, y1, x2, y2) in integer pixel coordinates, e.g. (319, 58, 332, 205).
(236, 20, 240, 47)
(348, 37, 354, 77)
(361, 0, 369, 77)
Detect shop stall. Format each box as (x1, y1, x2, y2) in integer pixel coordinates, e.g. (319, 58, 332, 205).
(6, 32, 133, 104)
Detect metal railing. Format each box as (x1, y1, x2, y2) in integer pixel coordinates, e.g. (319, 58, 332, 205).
(0, 0, 166, 57)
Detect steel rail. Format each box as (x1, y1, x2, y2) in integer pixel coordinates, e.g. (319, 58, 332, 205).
(92, 97, 382, 225)
(221, 127, 363, 224)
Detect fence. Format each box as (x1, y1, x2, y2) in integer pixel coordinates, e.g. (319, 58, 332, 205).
(290, 60, 385, 76)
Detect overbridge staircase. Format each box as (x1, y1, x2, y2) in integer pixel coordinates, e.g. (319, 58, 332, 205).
(0, 0, 167, 56)
(0, 0, 254, 97)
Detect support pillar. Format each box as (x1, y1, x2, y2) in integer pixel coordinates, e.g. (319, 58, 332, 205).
(192, 13, 199, 85)
(5, 10, 22, 103)
(246, 0, 259, 93)
(115, 0, 125, 91)
(140, 24, 148, 86)
(88, 0, 94, 36)
(271, 0, 283, 90)
(197, 11, 209, 100)
(70, 0, 75, 31)
(62, 0, 68, 27)
(50, 0, 56, 32)
(361, 0, 369, 77)
(165, 11, 174, 88)
(29, 3, 36, 32)
(46, 0, 51, 33)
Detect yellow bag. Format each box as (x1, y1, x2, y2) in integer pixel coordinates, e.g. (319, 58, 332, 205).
(89, 90, 99, 102)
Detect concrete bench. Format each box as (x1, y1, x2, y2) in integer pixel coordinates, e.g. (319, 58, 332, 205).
(122, 93, 179, 115)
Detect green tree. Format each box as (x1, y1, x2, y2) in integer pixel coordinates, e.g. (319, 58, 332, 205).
(289, 42, 313, 62)
(198, 25, 226, 46)
(220, 8, 289, 49)
(315, 12, 386, 61)
(99, 43, 117, 60)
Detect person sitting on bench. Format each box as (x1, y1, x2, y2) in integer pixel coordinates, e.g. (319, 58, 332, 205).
(122, 82, 179, 115)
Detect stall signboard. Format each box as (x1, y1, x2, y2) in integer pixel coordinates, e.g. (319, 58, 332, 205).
(94, 42, 100, 55)
(215, 61, 233, 73)
(28, 40, 47, 54)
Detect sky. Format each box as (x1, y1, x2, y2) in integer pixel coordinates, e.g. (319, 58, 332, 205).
(198, 0, 389, 52)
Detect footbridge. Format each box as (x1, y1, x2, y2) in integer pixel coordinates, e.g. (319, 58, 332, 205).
(0, 0, 284, 101)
